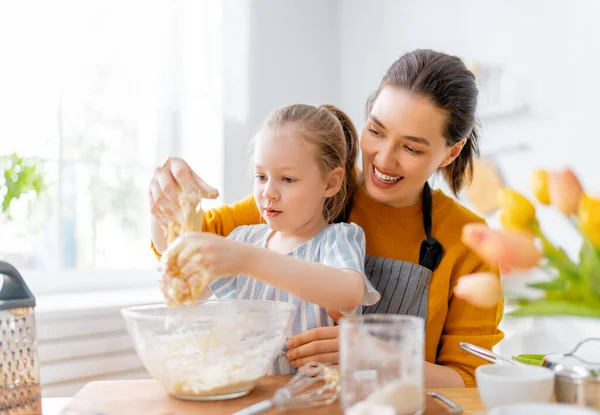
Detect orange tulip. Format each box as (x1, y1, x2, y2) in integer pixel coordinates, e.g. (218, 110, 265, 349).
(454, 272, 503, 308)
(548, 168, 584, 216)
(462, 223, 543, 270)
(578, 194, 600, 248)
(530, 169, 550, 205)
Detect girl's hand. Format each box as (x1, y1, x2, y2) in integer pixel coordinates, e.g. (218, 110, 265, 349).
(172, 232, 253, 278)
(149, 157, 219, 229)
(327, 310, 343, 323)
(285, 326, 341, 369)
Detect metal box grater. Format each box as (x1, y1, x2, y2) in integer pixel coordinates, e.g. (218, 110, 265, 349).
(0, 261, 41, 415)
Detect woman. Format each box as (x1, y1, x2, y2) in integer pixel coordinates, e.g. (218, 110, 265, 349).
(149, 49, 504, 388)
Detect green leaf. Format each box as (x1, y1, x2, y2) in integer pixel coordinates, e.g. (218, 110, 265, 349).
(579, 235, 600, 301)
(0, 153, 46, 220)
(544, 248, 580, 280)
(508, 298, 600, 318)
(527, 279, 568, 291)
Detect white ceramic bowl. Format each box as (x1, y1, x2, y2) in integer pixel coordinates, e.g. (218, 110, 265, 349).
(476, 364, 554, 409)
(489, 402, 599, 415)
(122, 300, 295, 401)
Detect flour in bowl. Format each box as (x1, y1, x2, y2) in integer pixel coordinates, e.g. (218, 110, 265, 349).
(143, 330, 281, 397)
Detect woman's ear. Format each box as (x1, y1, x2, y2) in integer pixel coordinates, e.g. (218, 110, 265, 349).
(324, 167, 344, 197)
(439, 139, 466, 168)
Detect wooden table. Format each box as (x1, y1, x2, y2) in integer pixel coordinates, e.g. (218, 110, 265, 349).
(62, 377, 484, 414)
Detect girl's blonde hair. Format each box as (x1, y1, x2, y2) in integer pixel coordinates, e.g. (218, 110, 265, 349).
(256, 103, 358, 223)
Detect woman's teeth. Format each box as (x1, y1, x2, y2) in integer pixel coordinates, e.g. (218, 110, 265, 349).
(374, 167, 402, 183)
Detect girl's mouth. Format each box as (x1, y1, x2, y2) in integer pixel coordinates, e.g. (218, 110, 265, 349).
(265, 207, 282, 218)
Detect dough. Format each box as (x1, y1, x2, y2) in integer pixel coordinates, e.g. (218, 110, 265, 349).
(159, 193, 212, 306)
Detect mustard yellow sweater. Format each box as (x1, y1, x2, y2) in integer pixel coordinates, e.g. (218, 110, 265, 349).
(153, 185, 504, 386)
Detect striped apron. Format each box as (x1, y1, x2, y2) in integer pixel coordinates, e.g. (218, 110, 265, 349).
(363, 183, 444, 322)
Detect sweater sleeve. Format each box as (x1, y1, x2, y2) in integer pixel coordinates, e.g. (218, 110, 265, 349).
(151, 194, 262, 259)
(436, 251, 505, 387)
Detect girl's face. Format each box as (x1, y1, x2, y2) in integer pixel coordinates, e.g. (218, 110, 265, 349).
(360, 86, 465, 208)
(253, 130, 342, 236)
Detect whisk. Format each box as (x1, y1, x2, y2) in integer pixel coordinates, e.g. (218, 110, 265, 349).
(232, 362, 340, 415)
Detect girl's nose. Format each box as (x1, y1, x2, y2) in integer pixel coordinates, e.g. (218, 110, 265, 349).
(262, 180, 279, 200)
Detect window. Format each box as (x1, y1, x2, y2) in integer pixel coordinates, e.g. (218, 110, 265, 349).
(0, 1, 223, 294)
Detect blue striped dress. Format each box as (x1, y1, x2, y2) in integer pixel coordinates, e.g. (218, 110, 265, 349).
(209, 222, 380, 374)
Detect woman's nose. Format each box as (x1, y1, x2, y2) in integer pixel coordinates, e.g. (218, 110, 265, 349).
(376, 141, 398, 167)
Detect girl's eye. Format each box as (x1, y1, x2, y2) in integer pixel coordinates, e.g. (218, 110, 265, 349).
(255, 174, 267, 181)
(282, 177, 295, 183)
(368, 127, 381, 137)
(405, 146, 423, 155)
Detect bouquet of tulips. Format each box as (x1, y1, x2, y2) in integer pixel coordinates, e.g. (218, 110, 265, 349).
(454, 168, 600, 318)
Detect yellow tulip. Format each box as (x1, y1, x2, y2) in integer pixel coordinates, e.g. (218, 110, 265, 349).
(462, 223, 542, 271)
(548, 168, 584, 216)
(578, 194, 600, 247)
(454, 272, 503, 308)
(497, 188, 537, 232)
(498, 210, 537, 233)
(530, 169, 550, 205)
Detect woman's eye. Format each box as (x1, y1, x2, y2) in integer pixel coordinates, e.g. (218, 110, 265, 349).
(282, 177, 295, 183)
(255, 174, 267, 181)
(368, 127, 381, 137)
(405, 146, 423, 155)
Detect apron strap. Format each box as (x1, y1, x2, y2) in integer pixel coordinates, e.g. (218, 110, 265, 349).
(419, 182, 444, 271)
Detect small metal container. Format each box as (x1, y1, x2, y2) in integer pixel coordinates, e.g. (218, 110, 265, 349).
(543, 338, 600, 410)
(461, 338, 600, 411)
(0, 261, 41, 415)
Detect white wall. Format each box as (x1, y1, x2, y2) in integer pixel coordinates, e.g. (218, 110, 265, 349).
(222, 0, 341, 202)
(339, 0, 600, 255)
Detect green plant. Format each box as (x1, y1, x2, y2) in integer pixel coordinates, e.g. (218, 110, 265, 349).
(0, 153, 45, 221)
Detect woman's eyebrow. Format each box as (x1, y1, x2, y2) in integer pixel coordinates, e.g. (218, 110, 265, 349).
(404, 135, 431, 147)
(369, 115, 431, 146)
(369, 115, 387, 130)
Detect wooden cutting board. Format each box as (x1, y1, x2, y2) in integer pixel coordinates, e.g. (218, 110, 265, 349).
(61, 376, 484, 414)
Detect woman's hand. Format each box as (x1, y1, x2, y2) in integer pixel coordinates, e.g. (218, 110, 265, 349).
(150, 157, 219, 253)
(170, 232, 254, 278)
(286, 325, 341, 369)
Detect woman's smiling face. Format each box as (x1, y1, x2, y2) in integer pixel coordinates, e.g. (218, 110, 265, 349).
(360, 86, 465, 207)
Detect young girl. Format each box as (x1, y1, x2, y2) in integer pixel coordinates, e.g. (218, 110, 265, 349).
(163, 103, 380, 374)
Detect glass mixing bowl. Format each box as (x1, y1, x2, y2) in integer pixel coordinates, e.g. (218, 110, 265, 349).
(122, 299, 295, 400)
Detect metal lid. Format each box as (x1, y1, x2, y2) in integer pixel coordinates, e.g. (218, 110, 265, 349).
(544, 338, 600, 382)
(0, 260, 36, 310)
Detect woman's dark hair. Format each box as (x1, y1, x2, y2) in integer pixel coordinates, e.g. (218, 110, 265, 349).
(366, 49, 480, 195)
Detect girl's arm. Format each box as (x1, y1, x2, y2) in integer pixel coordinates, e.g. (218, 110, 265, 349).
(243, 245, 365, 312)
(175, 223, 376, 312)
